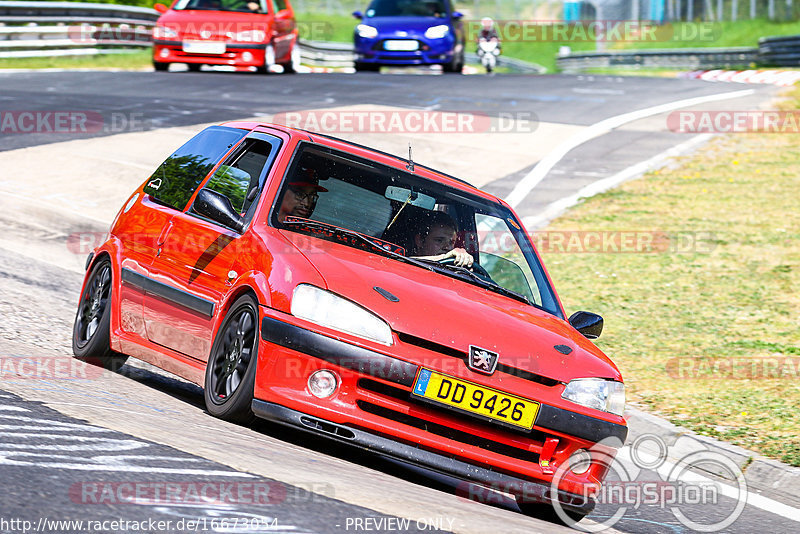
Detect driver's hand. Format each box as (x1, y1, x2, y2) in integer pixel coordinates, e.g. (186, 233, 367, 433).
(441, 247, 473, 268)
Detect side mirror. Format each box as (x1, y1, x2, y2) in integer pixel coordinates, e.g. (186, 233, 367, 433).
(154, 3, 169, 14)
(352, 10, 363, 19)
(193, 189, 245, 233)
(452, 11, 463, 19)
(569, 311, 603, 339)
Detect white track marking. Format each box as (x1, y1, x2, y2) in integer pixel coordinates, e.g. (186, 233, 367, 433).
(522, 133, 713, 230)
(505, 89, 755, 208)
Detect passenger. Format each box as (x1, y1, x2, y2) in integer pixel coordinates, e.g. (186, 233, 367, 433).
(277, 169, 327, 222)
(410, 211, 473, 267)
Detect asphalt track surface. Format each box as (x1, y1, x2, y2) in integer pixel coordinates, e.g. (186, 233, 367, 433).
(0, 70, 797, 534)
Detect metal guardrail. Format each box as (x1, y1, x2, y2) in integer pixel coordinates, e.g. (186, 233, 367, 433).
(557, 47, 760, 72)
(758, 34, 800, 67)
(0, 1, 156, 59)
(296, 39, 354, 68)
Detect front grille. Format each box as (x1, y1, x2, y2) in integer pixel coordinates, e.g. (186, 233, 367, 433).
(357, 400, 541, 465)
(396, 332, 561, 387)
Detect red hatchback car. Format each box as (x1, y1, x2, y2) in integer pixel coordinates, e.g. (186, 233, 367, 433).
(152, 0, 299, 73)
(72, 121, 627, 522)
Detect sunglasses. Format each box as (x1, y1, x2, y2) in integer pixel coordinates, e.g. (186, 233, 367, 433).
(289, 188, 319, 203)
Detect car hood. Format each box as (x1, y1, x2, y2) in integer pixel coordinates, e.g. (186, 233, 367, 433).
(282, 232, 622, 384)
(365, 16, 450, 36)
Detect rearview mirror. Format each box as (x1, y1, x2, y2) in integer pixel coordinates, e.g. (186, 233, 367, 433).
(452, 11, 463, 19)
(568, 311, 603, 339)
(352, 10, 363, 19)
(193, 189, 245, 233)
(385, 186, 436, 210)
(154, 3, 168, 14)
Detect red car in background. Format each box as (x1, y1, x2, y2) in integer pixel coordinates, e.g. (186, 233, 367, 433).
(72, 121, 627, 523)
(152, 0, 299, 73)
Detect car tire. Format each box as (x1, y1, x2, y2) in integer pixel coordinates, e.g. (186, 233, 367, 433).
(204, 294, 259, 424)
(515, 498, 587, 525)
(72, 259, 128, 371)
(355, 62, 380, 72)
(280, 43, 300, 74)
(256, 44, 276, 74)
(187, 63, 201, 72)
(443, 50, 464, 73)
(153, 61, 168, 72)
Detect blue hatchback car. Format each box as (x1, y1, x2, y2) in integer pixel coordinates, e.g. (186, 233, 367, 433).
(353, 0, 465, 72)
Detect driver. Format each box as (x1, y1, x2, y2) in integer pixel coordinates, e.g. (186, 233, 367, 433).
(277, 168, 328, 222)
(410, 211, 473, 268)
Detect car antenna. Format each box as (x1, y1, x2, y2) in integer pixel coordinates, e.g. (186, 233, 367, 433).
(406, 143, 414, 173)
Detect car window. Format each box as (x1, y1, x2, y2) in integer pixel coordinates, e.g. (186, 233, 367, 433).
(196, 133, 281, 228)
(272, 143, 563, 317)
(366, 0, 447, 17)
(475, 213, 539, 304)
(273, 0, 287, 11)
(143, 126, 247, 212)
(173, 0, 267, 12)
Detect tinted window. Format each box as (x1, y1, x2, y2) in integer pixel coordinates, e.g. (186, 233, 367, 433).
(144, 126, 247, 211)
(273, 0, 287, 11)
(202, 134, 280, 221)
(174, 0, 267, 13)
(272, 143, 562, 317)
(366, 0, 448, 17)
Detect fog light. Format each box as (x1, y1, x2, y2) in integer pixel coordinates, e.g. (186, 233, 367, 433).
(308, 370, 338, 398)
(569, 449, 592, 474)
(242, 51, 253, 62)
(159, 48, 169, 58)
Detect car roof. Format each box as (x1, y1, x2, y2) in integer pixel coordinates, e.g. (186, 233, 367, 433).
(221, 120, 507, 206)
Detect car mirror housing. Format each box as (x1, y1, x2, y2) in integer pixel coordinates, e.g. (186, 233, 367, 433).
(154, 3, 168, 14)
(568, 311, 604, 339)
(352, 10, 363, 19)
(193, 189, 245, 233)
(452, 11, 463, 19)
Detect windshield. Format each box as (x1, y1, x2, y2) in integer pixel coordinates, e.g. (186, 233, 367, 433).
(365, 0, 448, 17)
(271, 143, 562, 317)
(173, 0, 267, 13)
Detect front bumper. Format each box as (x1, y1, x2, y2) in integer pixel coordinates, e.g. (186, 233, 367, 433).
(253, 399, 595, 515)
(153, 40, 267, 67)
(256, 313, 627, 511)
(354, 37, 455, 65)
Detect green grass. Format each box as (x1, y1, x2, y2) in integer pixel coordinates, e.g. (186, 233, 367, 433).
(0, 50, 152, 70)
(540, 87, 800, 466)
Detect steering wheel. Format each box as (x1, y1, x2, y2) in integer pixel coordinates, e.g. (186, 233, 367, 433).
(438, 256, 494, 283)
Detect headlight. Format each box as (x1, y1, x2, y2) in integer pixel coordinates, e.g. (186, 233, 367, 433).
(562, 378, 625, 416)
(153, 25, 178, 39)
(228, 30, 266, 42)
(424, 24, 449, 39)
(356, 24, 378, 39)
(291, 284, 393, 345)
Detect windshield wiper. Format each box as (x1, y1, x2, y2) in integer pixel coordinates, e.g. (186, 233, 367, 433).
(414, 258, 532, 306)
(281, 219, 436, 272)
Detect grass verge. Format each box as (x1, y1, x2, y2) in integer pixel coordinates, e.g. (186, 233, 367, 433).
(540, 88, 800, 466)
(0, 50, 152, 70)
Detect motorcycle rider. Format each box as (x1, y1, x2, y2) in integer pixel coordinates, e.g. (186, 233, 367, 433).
(476, 17, 501, 52)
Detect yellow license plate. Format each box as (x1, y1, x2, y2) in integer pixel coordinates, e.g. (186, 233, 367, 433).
(412, 369, 539, 429)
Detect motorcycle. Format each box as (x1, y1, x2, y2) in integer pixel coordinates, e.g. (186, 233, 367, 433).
(477, 38, 500, 74)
